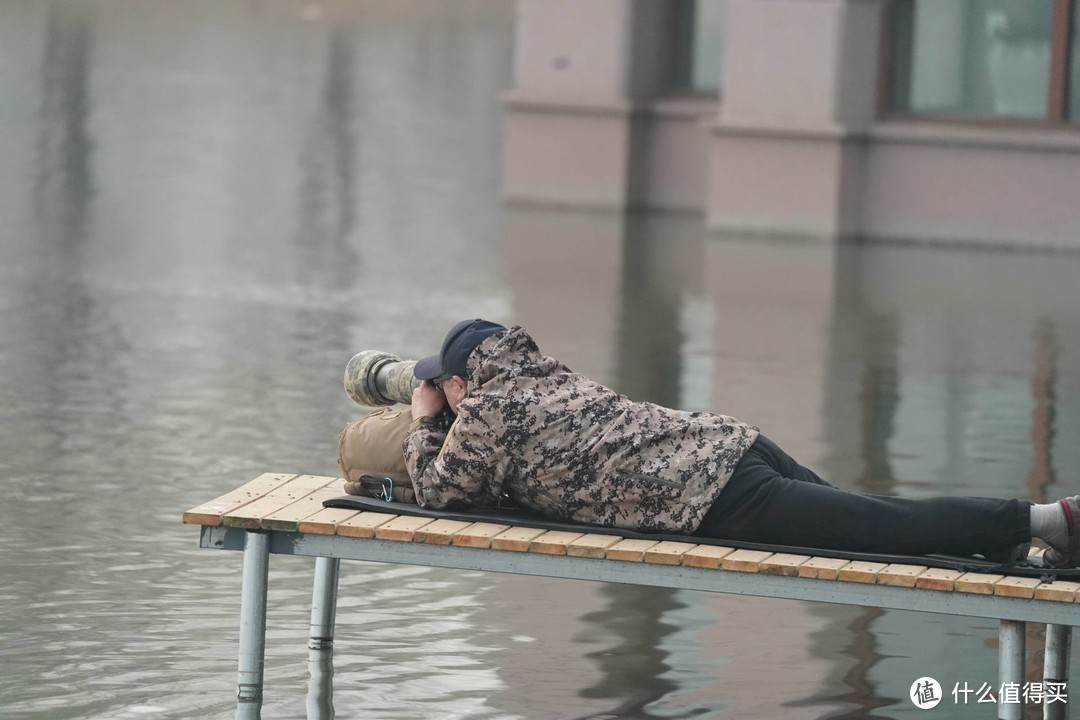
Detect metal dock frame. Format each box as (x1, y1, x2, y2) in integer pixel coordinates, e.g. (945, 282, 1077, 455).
(205, 525, 1075, 720)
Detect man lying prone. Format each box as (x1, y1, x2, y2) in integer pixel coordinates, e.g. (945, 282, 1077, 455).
(403, 319, 1079, 567)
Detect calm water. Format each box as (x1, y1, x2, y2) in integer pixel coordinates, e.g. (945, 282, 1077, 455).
(2, 2, 1080, 718)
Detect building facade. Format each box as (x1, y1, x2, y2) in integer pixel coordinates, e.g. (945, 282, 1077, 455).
(503, 0, 1080, 249)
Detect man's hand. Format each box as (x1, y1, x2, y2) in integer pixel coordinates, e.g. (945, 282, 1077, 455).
(411, 380, 446, 420)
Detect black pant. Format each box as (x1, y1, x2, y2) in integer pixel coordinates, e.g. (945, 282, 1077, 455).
(695, 435, 1031, 560)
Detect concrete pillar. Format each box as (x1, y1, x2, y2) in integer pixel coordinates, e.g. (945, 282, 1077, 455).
(502, 0, 670, 209)
(707, 0, 884, 239)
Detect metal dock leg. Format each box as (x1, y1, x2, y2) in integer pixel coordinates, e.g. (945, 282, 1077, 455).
(1044, 624, 1071, 720)
(999, 620, 1026, 720)
(306, 557, 340, 720)
(236, 531, 270, 720)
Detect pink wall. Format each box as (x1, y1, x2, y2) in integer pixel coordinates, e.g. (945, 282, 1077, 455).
(861, 125, 1080, 249)
(502, 0, 1080, 249)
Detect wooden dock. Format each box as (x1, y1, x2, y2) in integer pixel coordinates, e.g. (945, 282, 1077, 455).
(186, 473, 1078, 720)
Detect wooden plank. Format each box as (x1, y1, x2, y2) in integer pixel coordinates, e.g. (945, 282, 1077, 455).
(994, 576, 1043, 599)
(1034, 580, 1080, 603)
(413, 519, 474, 545)
(298, 506, 361, 535)
(336, 511, 396, 538)
(838, 561, 888, 585)
(798, 557, 849, 580)
(566, 533, 623, 559)
(721, 549, 773, 573)
(759, 553, 811, 577)
(491, 526, 547, 552)
(914, 568, 962, 592)
(682, 545, 735, 569)
(954, 573, 1005, 596)
(222, 475, 334, 529)
(606, 539, 659, 562)
(643, 541, 697, 566)
(451, 522, 510, 549)
(878, 564, 928, 588)
(182, 473, 297, 526)
(375, 515, 434, 542)
(260, 477, 342, 531)
(529, 531, 585, 555)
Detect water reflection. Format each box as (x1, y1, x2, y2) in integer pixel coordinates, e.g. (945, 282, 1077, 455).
(577, 586, 684, 719)
(501, 207, 707, 405)
(307, 646, 335, 719)
(502, 210, 859, 718)
(832, 607, 893, 719)
(3, 0, 1080, 718)
(295, 21, 360, 288)
(498, 211, 696, 718)
(1025, 317, 1060, 503)
(35, 0, 94, 252)
(614, 216, 699, 408)
(829, 245, 1080, 717)
(2, 2, 516, 718)
(504, 205, 1080, 716)
(854, 315, 901, 495)
(501, 206, 629, 385)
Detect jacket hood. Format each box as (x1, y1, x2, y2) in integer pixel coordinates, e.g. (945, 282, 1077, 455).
(466, 325, 563, 389)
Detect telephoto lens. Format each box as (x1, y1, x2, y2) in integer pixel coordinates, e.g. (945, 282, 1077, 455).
(343, 350, 422, 406)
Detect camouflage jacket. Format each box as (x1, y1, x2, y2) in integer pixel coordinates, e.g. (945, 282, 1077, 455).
(402, 326, 759, 534)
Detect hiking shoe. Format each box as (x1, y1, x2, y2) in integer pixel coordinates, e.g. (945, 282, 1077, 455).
(1043, 496, 1080, 568)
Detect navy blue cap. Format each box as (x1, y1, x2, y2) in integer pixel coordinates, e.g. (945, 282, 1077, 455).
(414, 319, 507, 381)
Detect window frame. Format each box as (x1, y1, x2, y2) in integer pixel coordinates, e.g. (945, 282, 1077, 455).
(666, 0, 723, 98)
(879, 0, 1077, 128)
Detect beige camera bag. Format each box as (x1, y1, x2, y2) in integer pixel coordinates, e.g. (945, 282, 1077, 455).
(337, 407, 417, 503)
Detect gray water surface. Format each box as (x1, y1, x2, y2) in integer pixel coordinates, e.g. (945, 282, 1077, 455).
(2, 2, 1080, 719)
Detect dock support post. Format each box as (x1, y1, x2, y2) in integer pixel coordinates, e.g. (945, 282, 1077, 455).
(1043, 624, 1071, 720)
(999, 620, 1026, 720)
(306, 557, 340, 719)
(236, 530, 270, 720)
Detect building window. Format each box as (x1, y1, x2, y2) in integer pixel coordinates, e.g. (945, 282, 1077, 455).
(888, 0, 1077, 124)
(671, 0, 726, 94)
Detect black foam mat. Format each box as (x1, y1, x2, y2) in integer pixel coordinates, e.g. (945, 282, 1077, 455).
(322, 495, 1080, 581)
